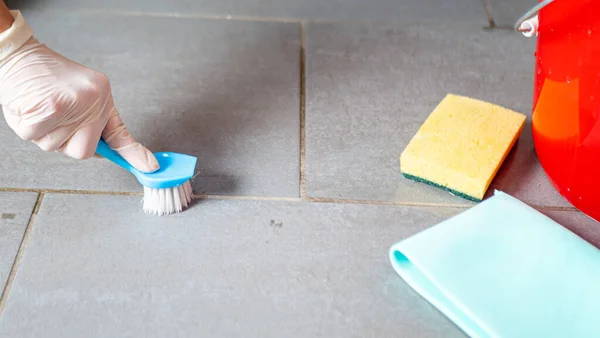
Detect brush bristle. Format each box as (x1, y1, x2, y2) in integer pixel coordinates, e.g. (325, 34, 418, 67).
(142, 180, 194, 216)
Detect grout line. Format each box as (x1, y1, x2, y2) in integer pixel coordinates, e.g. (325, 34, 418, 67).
(307, 196, 472, 208)
(307, 196, 580, 211)
(0, 192, 45, 317)
(481, 0, 497, 28)
(0, 187, 142, 196)
(0, 187, 579, 210)
(193, 194, 301, 202)
(95, 9, 300, 23)
(19, 7, 494, 28)
(25, 8, 302, 23)
(533, 205, 580, 212)
(0, 187, 300, 202)
(299, 21, 307, 199)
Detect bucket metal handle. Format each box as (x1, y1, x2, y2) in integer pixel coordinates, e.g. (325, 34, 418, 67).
(514, 0, 554, 31)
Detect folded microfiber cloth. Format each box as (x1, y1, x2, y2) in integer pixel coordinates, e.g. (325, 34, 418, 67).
(389, 190, 600, 337)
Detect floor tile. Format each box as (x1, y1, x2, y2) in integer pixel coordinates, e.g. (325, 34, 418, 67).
(0, 192, 38, 292)
(0, 12, 300, 197)
(0, 194, 466, 337)
(487, 0, 532, 28)
(305, 22, 569, 207)
(9, 0, 489, 24)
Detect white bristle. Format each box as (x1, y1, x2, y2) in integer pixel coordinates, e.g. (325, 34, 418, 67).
(142, 180, 194, 216)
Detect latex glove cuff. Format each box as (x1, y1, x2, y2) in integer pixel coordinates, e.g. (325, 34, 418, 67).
(0, 10, 33, 62)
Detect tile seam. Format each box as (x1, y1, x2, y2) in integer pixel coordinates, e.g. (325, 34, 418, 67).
(16, 7, 492, 27)
(0, 192, 45, 317)
(307, 197, 579, 211)
(193, 194, 301, 202)
(0, 187, 578, 210)
(0, 187, 143, 196)
(299, 21, 307, 199)
(307, 197, 471, 208)
(18, 8, 300, 23)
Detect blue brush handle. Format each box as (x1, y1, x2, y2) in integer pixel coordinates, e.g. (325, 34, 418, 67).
(96, 139, 136, 174)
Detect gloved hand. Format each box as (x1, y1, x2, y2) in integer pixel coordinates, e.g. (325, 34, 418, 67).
(0, 11, 159, 173)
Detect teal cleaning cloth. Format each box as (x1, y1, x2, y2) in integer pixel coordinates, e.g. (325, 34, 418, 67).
(389, 190, 600, 337)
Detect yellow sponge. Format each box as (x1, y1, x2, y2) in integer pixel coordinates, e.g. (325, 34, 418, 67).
(400, 94, 526, 201)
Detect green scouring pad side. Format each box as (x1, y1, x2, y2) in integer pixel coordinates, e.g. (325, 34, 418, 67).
(402, 173, 482, 202)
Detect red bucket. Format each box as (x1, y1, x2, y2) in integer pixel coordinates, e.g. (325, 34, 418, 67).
(520, 0, 600, 220)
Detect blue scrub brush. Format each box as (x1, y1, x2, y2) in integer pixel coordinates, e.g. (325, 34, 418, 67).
(96, 139, 197, 216)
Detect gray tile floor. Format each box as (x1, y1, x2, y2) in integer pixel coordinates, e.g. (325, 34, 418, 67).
(0, 1, 598, 337)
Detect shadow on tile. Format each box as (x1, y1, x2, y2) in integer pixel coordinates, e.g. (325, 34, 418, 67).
(543, 209, 600, 249)
(485, 119, 554, 200)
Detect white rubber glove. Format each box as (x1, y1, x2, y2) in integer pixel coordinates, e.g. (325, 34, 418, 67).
(0, 10, 159, 173)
